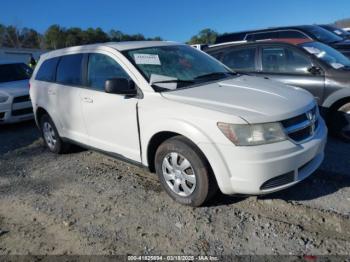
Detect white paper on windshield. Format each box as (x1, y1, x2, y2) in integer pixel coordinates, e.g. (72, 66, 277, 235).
(334, 30, 342, 35)
(330, 62, 344, 69)
(303, 46, 321, 54)
(134, 54, 161, 65)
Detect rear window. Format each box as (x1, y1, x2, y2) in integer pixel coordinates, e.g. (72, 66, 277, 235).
(246, 32, 279, 41)
(35, 58, 59, 82)
(246, 30, 308, 41)
(0, 63, 32, 83)
(56, 54, 83, 85)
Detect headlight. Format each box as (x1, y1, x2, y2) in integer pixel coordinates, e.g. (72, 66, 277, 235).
(217, 122, 286, 146)
(0, 94, 9, 103)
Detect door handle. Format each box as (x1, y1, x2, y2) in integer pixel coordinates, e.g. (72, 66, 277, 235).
(82, 97, 93, 103)
(48, 89, 56, 95)
(264, 76, 269, 80)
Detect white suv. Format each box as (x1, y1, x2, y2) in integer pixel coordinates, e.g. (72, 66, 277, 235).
(30, 41, 327, 206)
(0, 62, 34, 124)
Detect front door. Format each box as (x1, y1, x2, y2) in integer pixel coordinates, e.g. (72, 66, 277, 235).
(256, 45, 325, 104)
(79, 53, 141, 162)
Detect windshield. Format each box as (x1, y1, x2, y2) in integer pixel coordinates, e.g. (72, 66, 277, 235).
(321, 25, 350, 38)
(301, 41, 350, 69)
(302, 25, 343, 44)
(123, 45, 233, 91)
(0, 63, 32, 83)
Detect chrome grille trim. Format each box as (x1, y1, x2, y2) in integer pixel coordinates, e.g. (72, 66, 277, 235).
(281, 106, 319, 144)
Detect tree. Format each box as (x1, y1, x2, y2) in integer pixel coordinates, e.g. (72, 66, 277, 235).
(21, 28, 42, 48)
(109, 29, 124, 42)
(65, 27, 83, 47)
(0, 24, 5, 47)
(3, 25, 21, 48)
(44, 25, 66, 49)
(187, 28, 218, 45)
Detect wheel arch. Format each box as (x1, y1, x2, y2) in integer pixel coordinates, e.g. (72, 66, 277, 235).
(35, 107, 49, 128)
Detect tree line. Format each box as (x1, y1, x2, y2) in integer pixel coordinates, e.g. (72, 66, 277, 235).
(1, 18, 349, 50)
(0, 24, 162, 50)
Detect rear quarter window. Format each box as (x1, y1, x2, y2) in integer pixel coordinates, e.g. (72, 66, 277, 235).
(35, 58, 59, 82)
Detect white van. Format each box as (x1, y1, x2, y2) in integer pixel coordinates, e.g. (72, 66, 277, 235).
(30, 41, 327, 206)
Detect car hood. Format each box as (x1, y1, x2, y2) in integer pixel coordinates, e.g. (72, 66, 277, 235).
(161, 75, 315, 123)
(0, 80, 29, 96)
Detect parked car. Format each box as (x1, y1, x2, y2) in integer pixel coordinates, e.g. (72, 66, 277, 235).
(30, 41, 327, 206)
(215, 25, 350, 58)
(319, 24, 350, 40)
(0, 62, 34, 124)
(206, 38, 350, 141)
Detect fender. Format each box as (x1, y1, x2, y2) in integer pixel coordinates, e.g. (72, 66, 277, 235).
(140, 118, 233, 194)
(322, 88, 350, 108)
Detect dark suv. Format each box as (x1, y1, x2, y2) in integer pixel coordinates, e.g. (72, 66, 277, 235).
(215, 25, 350, 58)
(206, 39, 350, 140)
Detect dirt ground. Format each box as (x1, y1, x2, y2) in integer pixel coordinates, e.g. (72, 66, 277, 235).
(0, 121, 349, 256)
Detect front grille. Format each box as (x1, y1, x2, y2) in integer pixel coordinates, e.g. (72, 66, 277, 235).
(13, 95, 30, 103)
(11, 108, 33, 116)
(260, 172, 295, 190)
(281, 106, 318, 143)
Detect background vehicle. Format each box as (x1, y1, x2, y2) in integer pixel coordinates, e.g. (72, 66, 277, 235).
(30, 41, 326, 206)
(206, 38, 350, 141)
(215, 25, 350, 58)
(319, 24, 350, 40)
(0, 62, 33, 124)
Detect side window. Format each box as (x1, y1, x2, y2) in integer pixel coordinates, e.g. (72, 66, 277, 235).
(56, 54, 83, 85)
(87, 53, 130, 91)
(35, 57, 59, 82)
(278, 30, 308, 39)
(222, 47, 256, 72)
(261, 46, 312, 74)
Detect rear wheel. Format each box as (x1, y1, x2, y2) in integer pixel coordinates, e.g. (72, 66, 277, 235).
(155, 136, 217, 206)
(40, 114, 70, 153)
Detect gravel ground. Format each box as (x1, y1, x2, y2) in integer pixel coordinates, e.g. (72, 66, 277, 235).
(0, 121, 349, 255)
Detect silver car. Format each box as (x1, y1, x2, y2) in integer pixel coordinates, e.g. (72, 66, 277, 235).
(0, 62, 34, 124)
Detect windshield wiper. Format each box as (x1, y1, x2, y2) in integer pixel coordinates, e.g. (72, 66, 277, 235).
(151, 79, 195, 84)
(194, 71, 236, 80)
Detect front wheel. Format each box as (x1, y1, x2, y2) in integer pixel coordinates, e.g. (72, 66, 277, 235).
(155, 136, 217, 206)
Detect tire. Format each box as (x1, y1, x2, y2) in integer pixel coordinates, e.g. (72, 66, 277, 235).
(330, 102, 350, 142)
(40, 114, 70, 154)
(155, 136, 218, 207)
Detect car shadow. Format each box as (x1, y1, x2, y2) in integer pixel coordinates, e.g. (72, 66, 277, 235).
(0, 120, 40, 154)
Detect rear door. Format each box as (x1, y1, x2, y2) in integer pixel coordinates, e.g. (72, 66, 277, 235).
(55, 54, 88, 143)
(255, 44, 325, 103)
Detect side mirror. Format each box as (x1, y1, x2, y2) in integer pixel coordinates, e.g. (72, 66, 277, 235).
(105, 78, 137, 96)
(307, 66, 322, 75)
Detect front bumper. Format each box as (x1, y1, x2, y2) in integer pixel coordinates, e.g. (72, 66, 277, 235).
(0, 100, 33, 124)
(206, 118, 327, 195)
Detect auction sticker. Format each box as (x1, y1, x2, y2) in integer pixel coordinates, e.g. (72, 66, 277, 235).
(134, 54, 161, 65)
